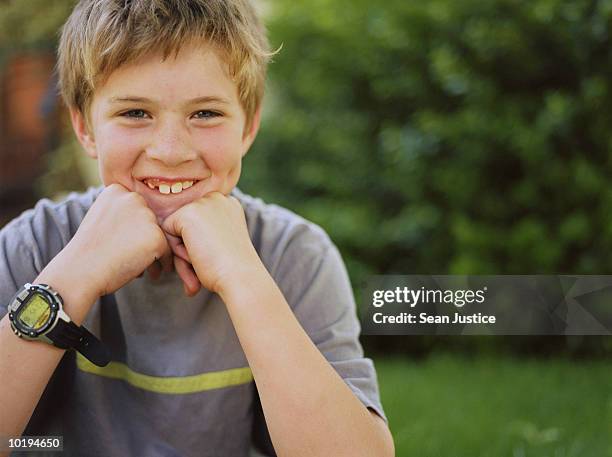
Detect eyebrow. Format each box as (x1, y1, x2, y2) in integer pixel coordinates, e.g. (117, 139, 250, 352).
(108, 95, 231, 106)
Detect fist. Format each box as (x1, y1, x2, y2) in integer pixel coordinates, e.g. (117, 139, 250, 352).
(64, 184, 171, 297)
(161, 192, 261, 295)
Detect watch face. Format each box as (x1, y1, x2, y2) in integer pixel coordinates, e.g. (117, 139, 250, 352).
(18, 294, 51, 330)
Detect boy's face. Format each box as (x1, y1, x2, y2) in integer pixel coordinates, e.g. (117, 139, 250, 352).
(70, 43, 260, 220)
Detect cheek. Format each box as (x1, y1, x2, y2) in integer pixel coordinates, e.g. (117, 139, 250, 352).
(96, 125, 143, 185)
(198, 126, 243, 173)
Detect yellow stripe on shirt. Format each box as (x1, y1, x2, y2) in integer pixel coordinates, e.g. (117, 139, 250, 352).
(76, 353, 253, 394)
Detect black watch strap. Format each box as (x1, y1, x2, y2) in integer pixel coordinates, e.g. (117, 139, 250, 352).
(47, 319, 111, 367)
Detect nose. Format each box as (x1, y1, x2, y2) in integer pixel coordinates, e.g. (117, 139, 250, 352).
(146, 117, 198, 166)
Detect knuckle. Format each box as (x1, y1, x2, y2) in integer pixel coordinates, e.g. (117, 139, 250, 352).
(107, 183, 127, 195)
(127, 190, 145, 204)
(156, 231, 170, 254)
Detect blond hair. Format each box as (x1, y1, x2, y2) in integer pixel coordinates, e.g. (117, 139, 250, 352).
(56, 0, 276, 133)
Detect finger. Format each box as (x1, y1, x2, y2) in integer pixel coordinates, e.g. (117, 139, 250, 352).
(142, 254, 163, 280)
(165, 232, 191, 263)
(174, 255, 201, 297)
(175, 256, 200, 297)
(147, 260, 162, 281)
(171, 241, 191, 264)
(157, 250, 175, 274)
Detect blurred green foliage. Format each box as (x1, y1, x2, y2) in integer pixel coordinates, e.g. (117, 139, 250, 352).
(0, 0, 76, 65)
(242, 0, 612, 289)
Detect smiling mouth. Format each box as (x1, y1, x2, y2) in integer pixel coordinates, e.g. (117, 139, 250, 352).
(141, 178, 200, 195)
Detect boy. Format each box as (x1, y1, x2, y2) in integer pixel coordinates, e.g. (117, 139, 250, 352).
(0, 0, 394, 456)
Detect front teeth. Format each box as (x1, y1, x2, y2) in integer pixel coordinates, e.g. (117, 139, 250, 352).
(144, 179, 195, 195)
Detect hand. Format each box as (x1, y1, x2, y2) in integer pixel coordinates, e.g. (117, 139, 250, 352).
(62, 184, 187, 297)
(161, 191, 262, 295)
(160, 232, 202, 297)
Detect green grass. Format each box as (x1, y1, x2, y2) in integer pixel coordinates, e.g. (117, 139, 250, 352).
(375, 353, 612, 457)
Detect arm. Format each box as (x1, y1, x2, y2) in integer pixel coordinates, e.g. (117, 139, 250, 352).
(220, 264, 394, 457)
(162, 193, 394, 457)
(0, 249, 97, 454)
(0, 185, 176, 452)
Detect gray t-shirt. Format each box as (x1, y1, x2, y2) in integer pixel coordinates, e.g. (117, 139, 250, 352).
(0, 186, 386, 457)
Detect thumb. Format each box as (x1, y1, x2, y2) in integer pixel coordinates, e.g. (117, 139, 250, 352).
(174, 255, 201, 297)
(160, 211, 183, 238)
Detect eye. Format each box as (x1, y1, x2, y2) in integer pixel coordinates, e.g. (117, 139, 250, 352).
(120, 109, 149, 119)
(193, 110, 222, 119)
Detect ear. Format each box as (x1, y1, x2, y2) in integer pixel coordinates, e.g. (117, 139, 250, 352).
(241, 106, 262, 158)
(69, 107, 98, 159)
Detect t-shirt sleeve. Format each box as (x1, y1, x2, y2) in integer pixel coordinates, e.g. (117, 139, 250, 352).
(0, 191, 96, 319)
(280, 239, 387, 422)
(0, 217, 46, 319)
(250, 224, 387, 455)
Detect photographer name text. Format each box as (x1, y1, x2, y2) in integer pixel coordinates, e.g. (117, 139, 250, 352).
(370, 286, 496, 326)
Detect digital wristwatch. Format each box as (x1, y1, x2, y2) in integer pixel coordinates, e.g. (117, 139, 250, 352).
(8, 283, 110, 367)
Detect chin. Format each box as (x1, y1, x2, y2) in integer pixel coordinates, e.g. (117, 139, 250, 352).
(132, 177, 209, 222)
(145, 196, 191, 222)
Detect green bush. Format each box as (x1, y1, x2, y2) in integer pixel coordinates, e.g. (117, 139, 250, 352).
(243, 0, 612, 285)
(0, 0, 76, 65)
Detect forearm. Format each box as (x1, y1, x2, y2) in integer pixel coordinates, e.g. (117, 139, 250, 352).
(0, 248, 96, 449)
(220, 265, 393, 457)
